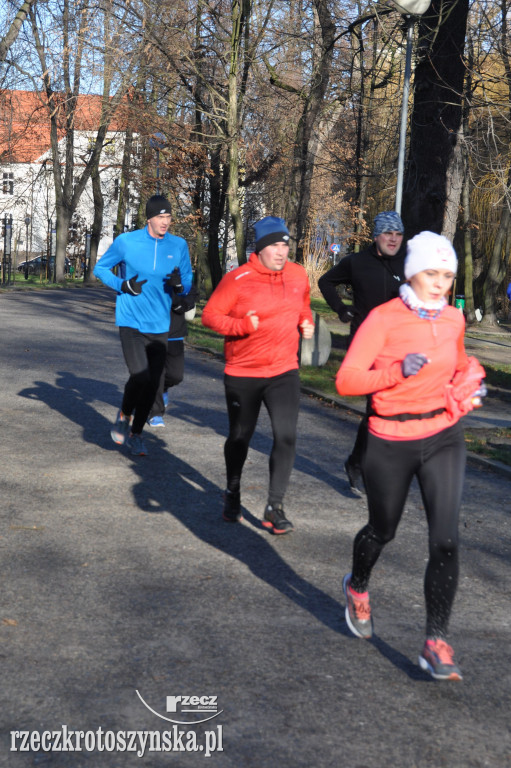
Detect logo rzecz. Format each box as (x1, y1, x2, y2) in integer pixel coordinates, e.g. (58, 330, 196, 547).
(166, 696, 218, 714)
(136, 691, 222, 725)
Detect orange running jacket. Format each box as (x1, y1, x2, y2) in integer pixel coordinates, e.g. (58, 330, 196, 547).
(202, 252, 313, 378)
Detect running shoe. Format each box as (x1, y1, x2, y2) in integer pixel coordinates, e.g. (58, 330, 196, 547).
(163, 391, 169, 409)
(262, 503, 294, 535)
(342, 573, 373, 639)
(111, 410, 131, 445)
(147, 416, 165, 428)
(418, 638, 462, 681)
(127, 433, 148, 456)
(344, 458, 365, 497)
(223, 490, 242, 523)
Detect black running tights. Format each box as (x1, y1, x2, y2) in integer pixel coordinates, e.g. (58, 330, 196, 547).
(224, 370, 301, 506)
(150, 340, 185, 418)
(351, 422, 466, 639)
(119, 326, 167, 434)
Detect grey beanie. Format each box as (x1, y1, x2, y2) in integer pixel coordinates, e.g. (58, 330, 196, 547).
(373, 211, 404, 238)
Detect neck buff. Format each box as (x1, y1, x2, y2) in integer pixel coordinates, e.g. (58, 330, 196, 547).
(399, 282, 447, 320)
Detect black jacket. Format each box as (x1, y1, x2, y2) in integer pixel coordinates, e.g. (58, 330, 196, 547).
(318, 243, 406, 338)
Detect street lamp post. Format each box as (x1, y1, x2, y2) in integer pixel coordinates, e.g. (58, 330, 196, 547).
(51, 222, 56, 282)
(24, 215, 31, 280)
(390, 0, 432, 215)
(85, 227, 91, 280)
(48, 219, 56, 282)
(3, 215, 12, 285)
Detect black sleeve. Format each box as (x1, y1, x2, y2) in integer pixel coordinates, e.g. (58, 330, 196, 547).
(172, 283, 198, 314)
(182, 284, 198, 312)
(318, 258, 352, 317)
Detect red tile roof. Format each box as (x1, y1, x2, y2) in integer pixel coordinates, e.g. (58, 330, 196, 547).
(0, 89, 130, 164)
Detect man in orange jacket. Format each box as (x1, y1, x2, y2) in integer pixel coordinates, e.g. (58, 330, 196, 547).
(202, 216, 314, 534)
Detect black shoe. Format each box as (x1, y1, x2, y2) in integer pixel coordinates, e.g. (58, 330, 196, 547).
(262, 503, 294, 535)
(345, 459, 365, 497)
(223, 490, 242, 522)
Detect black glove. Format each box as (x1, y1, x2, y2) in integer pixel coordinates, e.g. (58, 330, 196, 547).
(339, 308, 354, 324)
(165, 267, 183, 293)
(402, 353, 429, 378)
(121, 274, 147, 295)
(171, 293, 186, 314)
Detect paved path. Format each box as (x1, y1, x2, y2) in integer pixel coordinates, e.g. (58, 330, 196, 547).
(464, 326, 511, 429)
(0, 287, 510, 767)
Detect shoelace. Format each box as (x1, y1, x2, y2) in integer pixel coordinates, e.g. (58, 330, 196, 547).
(426, 639, 455, 664)
(350, 593, 371, 620)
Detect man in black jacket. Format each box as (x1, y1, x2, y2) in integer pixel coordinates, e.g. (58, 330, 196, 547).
(318, 211, 406, 495)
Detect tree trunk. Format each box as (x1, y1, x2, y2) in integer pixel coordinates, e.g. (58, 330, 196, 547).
(116, 129, 133, 236)
(206, 146, 225, 289)
(88, 163, 104, 278)
(286, 0, 336, 261)
(461, 162, 476, 323)
(0, 0, 37, 61)
(482, 204, 511, 326)
(402, 0, 469, 237)
(226, 0, 247, 265)
(54, 203, 71, 282)
(442, 125, 464, 243)
(351, 18, 374, 248)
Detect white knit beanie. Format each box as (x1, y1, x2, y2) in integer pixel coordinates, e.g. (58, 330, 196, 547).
(404, 231, 457, 280)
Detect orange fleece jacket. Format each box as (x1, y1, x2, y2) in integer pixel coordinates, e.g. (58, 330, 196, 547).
(202, 252, 313, 378)
(336, 297, 477, 440)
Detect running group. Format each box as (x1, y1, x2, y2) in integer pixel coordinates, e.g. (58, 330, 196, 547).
(94, 202, 486, 684)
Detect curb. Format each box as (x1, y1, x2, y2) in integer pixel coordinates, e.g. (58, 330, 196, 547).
(464, 452, 511, 480)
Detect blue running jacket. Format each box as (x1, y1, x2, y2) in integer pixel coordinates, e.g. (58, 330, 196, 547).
(94, 226, 193, 334)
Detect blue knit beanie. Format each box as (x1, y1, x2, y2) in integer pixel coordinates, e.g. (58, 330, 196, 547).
(253, 216, 290, 252)
(373, 211, 404, 238)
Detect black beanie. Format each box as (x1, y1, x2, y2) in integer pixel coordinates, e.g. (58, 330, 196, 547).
(146, 195, 172, 219)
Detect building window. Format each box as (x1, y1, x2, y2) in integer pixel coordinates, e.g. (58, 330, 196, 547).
(2, 173, 13, 195)
(114, 178, 119, 200)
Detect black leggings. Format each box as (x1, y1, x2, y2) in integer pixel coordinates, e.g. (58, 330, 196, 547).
(351, 421, 466, 639)
(150, 340, 185, 418)
(224, 370, 301, 506)
(119, 327, 167, 434)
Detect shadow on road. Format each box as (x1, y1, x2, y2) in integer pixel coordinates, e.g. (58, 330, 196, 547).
(169, 396, 352, 499)
(16, 367, 426, 677)
(18, 371, 124, 450)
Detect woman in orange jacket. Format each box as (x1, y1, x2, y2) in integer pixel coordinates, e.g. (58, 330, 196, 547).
(336, 231, 486, 681)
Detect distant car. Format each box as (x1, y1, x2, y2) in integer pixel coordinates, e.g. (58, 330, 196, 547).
(17, 256, 70, 275)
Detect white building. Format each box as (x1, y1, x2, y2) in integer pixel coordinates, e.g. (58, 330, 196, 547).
(0, 89, 135, 267)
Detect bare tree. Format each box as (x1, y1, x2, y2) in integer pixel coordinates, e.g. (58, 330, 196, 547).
(28, 0, 143, 281)
(0, 0, 37, 62)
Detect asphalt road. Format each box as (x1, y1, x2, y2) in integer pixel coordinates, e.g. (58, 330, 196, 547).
(1, 286, 510, 768)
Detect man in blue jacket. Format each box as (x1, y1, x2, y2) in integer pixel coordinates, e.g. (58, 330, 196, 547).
(94, 195, 192, 455)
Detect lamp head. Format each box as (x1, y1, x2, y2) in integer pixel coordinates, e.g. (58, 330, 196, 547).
(390, 0, 431, 15)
